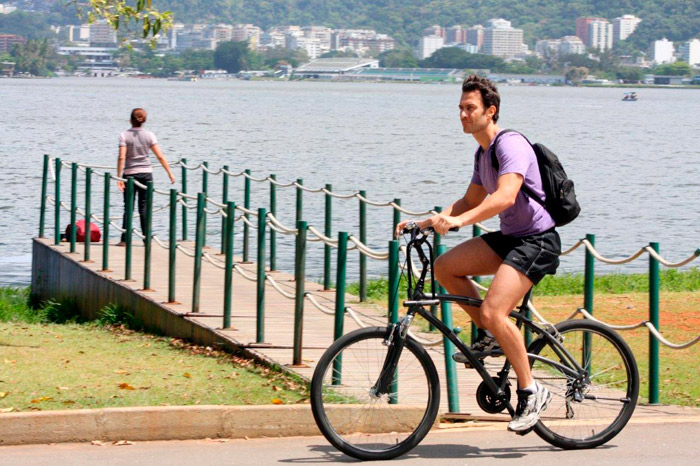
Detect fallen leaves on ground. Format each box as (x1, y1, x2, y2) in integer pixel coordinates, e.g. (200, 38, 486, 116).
(30, 396, 53, 403)
(271, 398, 284, 405)
(118, 383, 135, 390)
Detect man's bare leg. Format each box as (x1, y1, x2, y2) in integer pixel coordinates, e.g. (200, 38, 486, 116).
(479, 263, 535, 388)
(434, 237, 502, 328)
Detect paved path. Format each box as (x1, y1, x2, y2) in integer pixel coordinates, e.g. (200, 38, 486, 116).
(1, 416, 698, 465)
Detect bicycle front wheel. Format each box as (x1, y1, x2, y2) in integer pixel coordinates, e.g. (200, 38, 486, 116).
(310, 327, 440, 461)
(529, 319, 639, 449)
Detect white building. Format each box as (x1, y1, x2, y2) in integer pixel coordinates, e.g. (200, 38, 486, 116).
(454, 43, 478, 54)
(488, 18, 512, 29)
(414, 35, 444, 60)
(0, 4, 18, 14)
(213, 24, 233, 42)
(483, 19, 523, 58)
(559, 36, 586, 56)
(89, 21, 117, 46)
(303, 26, 332, 49)
(649, 38, 675, 64)
(680, 39, 700, 66)
(587, 20, 613, 52)
(232, 24, 261, 48)
(67, 24, 91, 43)
(612, 15, 642, 43)
(535, 39, 560, 58)
(289, 35, 323, 59)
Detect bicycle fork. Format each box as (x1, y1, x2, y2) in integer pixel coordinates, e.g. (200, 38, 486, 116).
(370, 316, 413, 403)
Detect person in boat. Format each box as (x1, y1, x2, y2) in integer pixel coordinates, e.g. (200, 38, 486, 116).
(116, 108, 176, 245)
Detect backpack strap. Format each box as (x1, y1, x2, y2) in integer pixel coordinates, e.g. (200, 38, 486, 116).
(480, 129, 546, 207)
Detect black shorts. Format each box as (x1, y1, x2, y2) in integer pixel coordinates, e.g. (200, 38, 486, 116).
(481, 228, 561, 285)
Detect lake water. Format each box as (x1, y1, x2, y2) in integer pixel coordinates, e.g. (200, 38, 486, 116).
(1, 78, 699, 286)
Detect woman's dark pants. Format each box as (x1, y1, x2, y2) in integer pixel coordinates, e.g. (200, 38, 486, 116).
(121, 173, 154, 242)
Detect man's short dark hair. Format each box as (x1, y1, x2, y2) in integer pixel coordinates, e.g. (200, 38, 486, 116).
(461, 75, 500, 123)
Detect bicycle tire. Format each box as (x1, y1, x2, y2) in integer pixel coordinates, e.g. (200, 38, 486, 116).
(311, 327, 440, 461)
(529, 319, 639, 449)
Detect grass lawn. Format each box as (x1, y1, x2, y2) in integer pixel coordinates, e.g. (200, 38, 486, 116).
(0, 321, 308, 413)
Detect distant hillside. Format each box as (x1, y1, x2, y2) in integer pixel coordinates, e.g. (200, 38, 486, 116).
(153, 0, 700, 49)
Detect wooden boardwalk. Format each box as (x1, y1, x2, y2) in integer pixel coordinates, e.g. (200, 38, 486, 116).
(39, 238, 507, 417)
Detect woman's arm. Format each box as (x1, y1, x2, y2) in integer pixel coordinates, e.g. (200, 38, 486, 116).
(116, 146, 127, 192)
(151, 144, 176, 184)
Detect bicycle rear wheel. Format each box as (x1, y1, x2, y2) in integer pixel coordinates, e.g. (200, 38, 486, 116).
(310, 327, 440, 461)
(529, 319, 639, 449)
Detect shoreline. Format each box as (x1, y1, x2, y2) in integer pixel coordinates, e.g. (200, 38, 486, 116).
(3, 74, 700, 90)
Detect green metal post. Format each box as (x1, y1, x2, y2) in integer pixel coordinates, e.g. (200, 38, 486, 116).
(324, 183, 332, 290)
(243, 169, 251, 262)
(256, 208, 267, 343)
(649, 242, 660, 405)
(168, 189, 177, 303)
(69, 163, 78, 253)
(359, 190, 367, 302)
(223, 202, 235, 329)
(583, 233, 595, 368)
(296, 178, 303, 224)
(332, 231, 348, 386)
(388, 239, 400, 404)
(192, 193, 205, 313)
(438, 244, 460, 413)
(430, 206, 442, 331)
(181, 158, 188, 241)
(292, 221, 308, 366)
(269, 174, 277, 271)
(143, 181, 154, 290)
(54, 158, 61, 245)
(220, 165, 229, 254)
(201, 161, 208, 248)
(392, 198, 401, 240)
(471, 225, 481, 344)
(124, 178, 134, 280)
(83, 168, 92, 262)
(102, 172, 110, 271)
(39, 154, 49, 238)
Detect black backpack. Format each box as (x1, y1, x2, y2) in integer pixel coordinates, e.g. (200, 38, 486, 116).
(477, 129, 581, 227)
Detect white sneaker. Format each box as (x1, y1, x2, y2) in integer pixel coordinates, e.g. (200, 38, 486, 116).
(507, 382, 551, 433)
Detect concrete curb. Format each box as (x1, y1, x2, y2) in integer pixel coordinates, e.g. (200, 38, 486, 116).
(0, 405, 321, 446)
(0, 404, 429, 446)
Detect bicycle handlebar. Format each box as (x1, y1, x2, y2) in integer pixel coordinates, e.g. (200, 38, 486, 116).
(401, 221, 459, 236)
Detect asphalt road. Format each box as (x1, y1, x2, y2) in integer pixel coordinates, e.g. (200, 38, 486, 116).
(1, 420, 698, 466)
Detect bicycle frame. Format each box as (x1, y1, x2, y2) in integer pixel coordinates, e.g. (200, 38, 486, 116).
(378, 226, 590, 413)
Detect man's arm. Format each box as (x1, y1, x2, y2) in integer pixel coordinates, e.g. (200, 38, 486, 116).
(441, 183, 488, 217)
(151, 144, 176, 184)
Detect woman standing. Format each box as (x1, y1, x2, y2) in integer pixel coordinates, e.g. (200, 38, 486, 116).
(116, 108, 176, 245)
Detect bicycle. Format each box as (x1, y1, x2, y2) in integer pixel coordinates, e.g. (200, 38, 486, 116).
(310, 223, 639, 461)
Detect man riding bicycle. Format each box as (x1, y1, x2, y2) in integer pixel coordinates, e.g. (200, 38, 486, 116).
(395, 75, 561, 433)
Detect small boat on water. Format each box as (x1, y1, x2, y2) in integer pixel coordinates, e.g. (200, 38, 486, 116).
(622, 92, 638, 101)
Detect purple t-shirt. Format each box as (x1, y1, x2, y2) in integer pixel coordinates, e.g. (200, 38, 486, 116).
(470, 131, 555, 237)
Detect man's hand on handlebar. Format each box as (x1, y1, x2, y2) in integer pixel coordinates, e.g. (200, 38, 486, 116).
(394, 215, 461, 238)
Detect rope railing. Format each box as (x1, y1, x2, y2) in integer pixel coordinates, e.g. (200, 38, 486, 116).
(39, 154, 698, 408)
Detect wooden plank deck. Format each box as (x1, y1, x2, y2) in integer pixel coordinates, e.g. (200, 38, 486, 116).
(39, 238, 506, 417)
